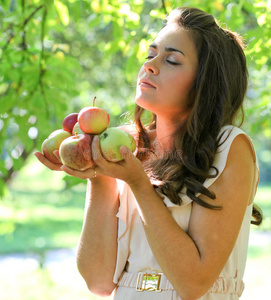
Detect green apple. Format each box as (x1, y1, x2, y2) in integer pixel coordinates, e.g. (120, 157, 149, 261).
(42, 129, 71, 163)
(72, 122, 84, 135)
(59, 133, 95, 170)
(99, 127, 136, 162)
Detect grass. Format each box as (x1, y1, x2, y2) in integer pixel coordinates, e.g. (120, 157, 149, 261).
(0, 156, 270, 299)
(0, 190, 85, 254)
(0, 251, 110, 300)
(0, 157, 86, 254)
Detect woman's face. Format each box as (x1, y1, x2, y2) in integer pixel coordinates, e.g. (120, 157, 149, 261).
(136, 23, 198, 122)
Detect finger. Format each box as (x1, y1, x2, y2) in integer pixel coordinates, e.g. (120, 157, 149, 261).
(33, 151, 62, 171)
(119, 145, 134, 161)
(53, 150, 61, 162)
(61, 165, 80, 176)
(92, 135, 104, 162)
(61, 165, 97, 180)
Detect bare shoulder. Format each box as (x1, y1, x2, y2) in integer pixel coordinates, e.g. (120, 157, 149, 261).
(216, 133, 256, 203)
(226, 132, 256, 165)
(193, 133, 256, 214)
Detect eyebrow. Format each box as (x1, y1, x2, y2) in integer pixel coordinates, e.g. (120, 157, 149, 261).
(149, 44, 185, 56)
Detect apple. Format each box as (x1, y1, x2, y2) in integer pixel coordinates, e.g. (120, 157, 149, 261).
(59, 133, 95, 170)
(99, 127, 136, 162)
(42, 129, 71, 163)
(78, 97, 110, 134)
(62, 113, 78, 134)
(72, 122, 84, 135)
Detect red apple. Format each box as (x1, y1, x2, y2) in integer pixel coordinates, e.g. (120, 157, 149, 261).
(62, 113, 78, 134)
(78, 97, 110, 134)
(72, 122, 84, 135)
(42, 129, 71, 163)
(99, 127, 136, 162)
(59, 133, 95, 170)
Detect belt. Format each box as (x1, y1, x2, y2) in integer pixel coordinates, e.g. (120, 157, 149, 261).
(117, 271, 174, 292)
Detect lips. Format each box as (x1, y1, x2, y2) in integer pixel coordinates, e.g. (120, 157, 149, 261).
(139, 78, 156, 89)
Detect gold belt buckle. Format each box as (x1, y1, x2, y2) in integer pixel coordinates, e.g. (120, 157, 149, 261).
(136, 273, 162, 292)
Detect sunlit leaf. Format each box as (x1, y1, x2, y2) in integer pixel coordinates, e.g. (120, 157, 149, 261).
(258, 13, 267, 25)
(55, 0, 69, 26)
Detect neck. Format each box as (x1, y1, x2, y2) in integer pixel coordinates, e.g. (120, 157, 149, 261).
(154, 116, 181, 154)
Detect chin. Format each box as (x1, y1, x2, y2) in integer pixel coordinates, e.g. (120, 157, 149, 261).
(136, 102, 158, 118)
(135, 97, 151, 111)
(135, 92, 152, 109)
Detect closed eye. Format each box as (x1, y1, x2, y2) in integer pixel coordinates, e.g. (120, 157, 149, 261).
(145, 55, 181, 66)
(166, 60, 181, 65)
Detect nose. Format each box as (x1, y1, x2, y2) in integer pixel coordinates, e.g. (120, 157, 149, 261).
(143, 59, 159, 75)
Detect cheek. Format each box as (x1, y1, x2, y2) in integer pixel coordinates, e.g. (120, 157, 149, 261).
(135, 66, 145, 99)
(167, 73, 196, 105)
(175, 70, 196, 93)
(137, 66, 144, 82)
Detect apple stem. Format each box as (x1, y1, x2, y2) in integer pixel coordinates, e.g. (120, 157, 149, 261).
(75, 132, 78, 139)
(93, 96, 97, 107)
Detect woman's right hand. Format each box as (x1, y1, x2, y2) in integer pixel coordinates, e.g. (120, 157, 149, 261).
(33, 150, 63, 171)
(33, 150, 98, 180)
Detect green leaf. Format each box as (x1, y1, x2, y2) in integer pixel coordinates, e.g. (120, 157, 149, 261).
(87, 14, 102, 28)
(55, 0, 69, 26)
(0, 177, 8, 198)
(62, 175, 85, 189)
(0, 94, 17, 114)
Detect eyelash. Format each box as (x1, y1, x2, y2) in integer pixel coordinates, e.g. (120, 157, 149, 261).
(167, 60, 181, 65)
(145, 56, 181, 66)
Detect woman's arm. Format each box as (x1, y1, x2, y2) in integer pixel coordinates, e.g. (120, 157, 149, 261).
(76, 176, 119, 296)
(126, 134, 256, 300)
(59, 136, 121, 296)
(34, 138, 120, 296)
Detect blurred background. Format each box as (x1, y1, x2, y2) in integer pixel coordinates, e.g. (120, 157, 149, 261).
(0, 0, 270, 299)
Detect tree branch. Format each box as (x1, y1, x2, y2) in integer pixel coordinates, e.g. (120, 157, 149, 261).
(39, 6, 50, 120)
(23, 5, 44, 28)
(1, 5, 44, 54)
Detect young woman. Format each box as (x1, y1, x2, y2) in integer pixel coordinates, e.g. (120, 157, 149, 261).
(35, 7, 262, 300)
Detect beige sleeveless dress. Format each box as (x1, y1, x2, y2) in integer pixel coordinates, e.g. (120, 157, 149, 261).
(112, 125, 259, 300)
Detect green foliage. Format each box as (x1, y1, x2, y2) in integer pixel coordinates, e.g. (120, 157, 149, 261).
(0, 0, 270, 197)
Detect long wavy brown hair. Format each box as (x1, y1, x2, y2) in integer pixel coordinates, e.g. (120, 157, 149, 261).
(134, 7, 262, 225)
